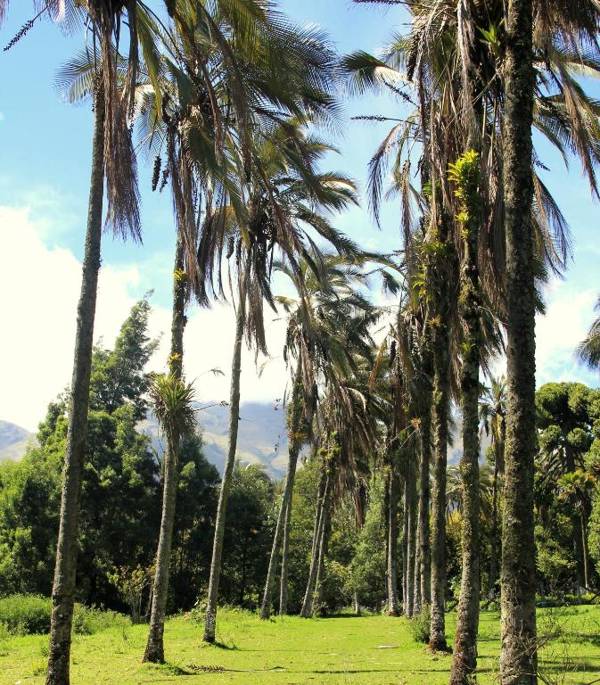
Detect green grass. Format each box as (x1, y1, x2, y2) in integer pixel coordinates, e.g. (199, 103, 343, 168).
(2, 606, 600, 684)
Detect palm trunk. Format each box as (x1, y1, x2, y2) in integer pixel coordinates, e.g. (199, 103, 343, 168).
(203, 269, 248, 643)
(405, 469, 417, 618)
(402, 483, 409, 613)
(301, 473, 330, 617)
(429, 220, 452, 651)
(414, 501, 422, 615)
(314, 491, 332, 616)
(260, 362, 304, 619)
(419, 368, 433, 607)
(279, 496, 292, 615)
(387, 464, 400, 616)
(490, 420, 505, 596)
(450, 153, 482, 683)
(143, 234, 187, 663)
(489, 457, 500, 595)
(500, 1, 538, 682)
(46, 85, 105, 685)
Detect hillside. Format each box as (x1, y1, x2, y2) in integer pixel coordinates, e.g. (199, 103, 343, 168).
(0, 421, 32, 462)
(142, 401, 289, 477)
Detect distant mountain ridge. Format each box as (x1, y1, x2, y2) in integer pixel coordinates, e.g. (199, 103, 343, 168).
(0, 421, 33, 462)
(142, 400, 290, 477)
(0, 403, 289, 476)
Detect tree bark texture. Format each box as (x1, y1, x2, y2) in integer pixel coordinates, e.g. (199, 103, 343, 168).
(46, 86, 105, 685)
(450, 150, 482, 684)
(430, 221, 452, 652)
(387, 465, 401, 616)
(500, 1, 538, 682)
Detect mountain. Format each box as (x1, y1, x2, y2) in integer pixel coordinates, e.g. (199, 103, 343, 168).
(142, 401, 289, 478)
(0, 421, 33, 462)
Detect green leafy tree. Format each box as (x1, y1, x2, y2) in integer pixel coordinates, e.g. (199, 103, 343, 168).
(536, 383, 600, 591)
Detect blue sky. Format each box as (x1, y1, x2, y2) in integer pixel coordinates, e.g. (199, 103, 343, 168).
(0, 1, 598, 429)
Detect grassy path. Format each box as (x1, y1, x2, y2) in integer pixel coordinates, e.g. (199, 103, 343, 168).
(2, 606, 600, 684)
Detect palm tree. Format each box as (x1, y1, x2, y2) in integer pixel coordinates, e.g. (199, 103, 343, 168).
(301, 355, 383, 617)
(131, 1, 343, 645)
(143, 374, 196, 663)
(35, 6, 160, 680)
(200, 126, 359, 641)
(480, 376, 507, 596)
(577, 297, 600, 370)
(449, 149, 484, 684)
(142, 140, 195, 663)
(44, 76, 107, 685)
(260, 254, 371, 618)
(347, 1, 600, 668)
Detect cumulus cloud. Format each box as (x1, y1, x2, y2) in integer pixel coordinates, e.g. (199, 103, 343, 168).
(486, 279, 598, 387)
(535, 279, 597, 386)
(2, 202, 596, 431)
(0, 206, 288, 430)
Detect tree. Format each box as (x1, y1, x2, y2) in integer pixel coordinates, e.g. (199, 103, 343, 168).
(143, 374, 197, 663)
(201, 126, 360, 640)
(480, 376, 507, 595)
(260, 254, 372, 618)
(39, 2, 161, 678)
(0, 301, 163, 612)
(499, 1, 538, 681)
(450, 150, 484, 684)
(535, 383, 599, 591)
(45, 79, 108, 685)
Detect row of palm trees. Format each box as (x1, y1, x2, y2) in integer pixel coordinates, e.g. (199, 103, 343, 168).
(2, 1, 599, 684)
(340, 1, 600, 684)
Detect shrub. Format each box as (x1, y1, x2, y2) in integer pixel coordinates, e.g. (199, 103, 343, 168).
(0, 595, 52, 634)
(72, 605, 129, 635)
(0, 594, 129, 636)
(408, 605, 431, 644)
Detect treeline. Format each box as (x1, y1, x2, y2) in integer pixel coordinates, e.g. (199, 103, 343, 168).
(2, 301, 600, 622)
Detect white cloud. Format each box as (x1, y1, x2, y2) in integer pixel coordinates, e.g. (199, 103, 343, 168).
(3, 199, 596, 432)
(535, 279, 597, 386)
(0, 206, 288, 431)
(487, 279, 598, 388)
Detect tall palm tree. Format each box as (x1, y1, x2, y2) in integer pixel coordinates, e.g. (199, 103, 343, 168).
(200, 126, 359, 642)
(480, 375, 507, 595)
(142, 138, 196, 663)
(347, 1, 600, 669)
(449, 148, 484, 684)
(260, 254, 371, 618)
(143, 374, 196, 663)
(500, 6, 538, 678)
(44, 76, 108, 685)
(301, 350, 383, 617)
(31, 6, 161, 681)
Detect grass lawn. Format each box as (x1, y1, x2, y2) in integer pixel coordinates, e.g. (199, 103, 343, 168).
(2, 606, 600, 684)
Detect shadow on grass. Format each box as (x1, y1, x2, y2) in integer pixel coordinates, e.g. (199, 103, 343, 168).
(201, 640, 238, 651)
(541, 657, 600, 672)
(316, 613, 369, 620)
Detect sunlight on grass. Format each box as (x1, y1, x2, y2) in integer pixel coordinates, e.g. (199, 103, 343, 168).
(2, 607, 600, 684)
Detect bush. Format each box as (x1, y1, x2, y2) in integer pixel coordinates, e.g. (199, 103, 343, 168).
(72, 605, 129, 635)
(408, 605, 431, 644)
(0, 594, 129, 636)
(0, 595, 52, 635)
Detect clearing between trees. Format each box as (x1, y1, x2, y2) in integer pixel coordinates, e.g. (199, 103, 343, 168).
(2, 606, 600, 684)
